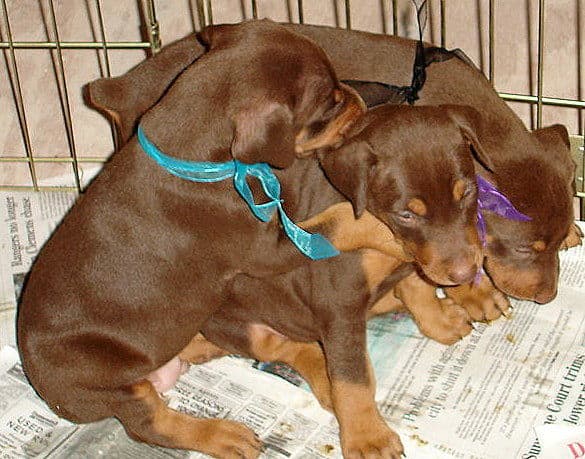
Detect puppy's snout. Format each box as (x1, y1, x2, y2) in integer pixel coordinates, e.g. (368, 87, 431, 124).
(533, 287, 557, 304)
(447, 259, 478, 285)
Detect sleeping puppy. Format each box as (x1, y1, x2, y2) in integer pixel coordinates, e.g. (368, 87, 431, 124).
(287, 23, 580, 312)
(17, 20, 366, 458)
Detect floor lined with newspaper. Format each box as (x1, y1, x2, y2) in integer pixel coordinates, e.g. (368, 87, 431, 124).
(1, 190, 584, 459)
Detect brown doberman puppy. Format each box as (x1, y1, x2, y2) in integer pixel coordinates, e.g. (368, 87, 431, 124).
(46, 21, 576, 451)
(17, 20, 367, 459)
(18, 18, 494, 458)
(178, 100, 492, 458)
(286, 23, 580, 311)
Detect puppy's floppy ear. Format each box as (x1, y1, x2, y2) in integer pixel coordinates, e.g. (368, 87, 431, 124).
(231, 102, 297, 169)
(198, 23, 242, 50)
(533, 124, 570, 149)
(444, 105, 494, 172)
(84, 34, 205, 145)
(296, 83, 367, 156)
(533, 124, 575, 182)
(319, 140, 376, 218)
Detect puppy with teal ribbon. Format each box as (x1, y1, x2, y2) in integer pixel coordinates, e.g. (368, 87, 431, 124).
(18, 20, 366, 459)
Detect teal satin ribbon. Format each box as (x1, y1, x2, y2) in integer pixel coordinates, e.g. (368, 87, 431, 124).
(137, 126, 339, 261)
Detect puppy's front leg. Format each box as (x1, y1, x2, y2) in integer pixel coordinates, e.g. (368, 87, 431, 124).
(322, 318, 404, 459)
(300, 202, 410, 259)
(114, 381, 262, 458)
(394, 273, 473, 345)
(444, 275, 511, 323)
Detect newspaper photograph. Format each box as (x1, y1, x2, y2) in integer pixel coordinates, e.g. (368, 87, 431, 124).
(0, 189, 584, 458)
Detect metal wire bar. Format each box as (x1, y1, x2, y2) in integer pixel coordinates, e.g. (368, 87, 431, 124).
(0, 0, 39, 190)
(536, 0, 545, 129)
(95, 0, 120, 151)
(379, 0, 387, 34)
(0, 185, 81, 192)
(577, 0, 583, 136)
(488, 0, 494, 82)
(298, 0, 304, 24)
(206, 0, 214, 25)
(95, 0, 112, 78)
(345, 0, 351, 29)
(392, 0, 397, 34)
(499, 93, 585, 109)
(251, 0, 258, 19)
(0, 157, 107, 163)
(143, 0, 160, 53)
(439, 0, 445, 47)
(195, 0, 206, 28)
(0, 41, 151, 49)
(47, 0, 81, 190)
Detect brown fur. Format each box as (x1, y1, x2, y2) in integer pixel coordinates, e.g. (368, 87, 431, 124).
(17, 19, 490, 458)
(17, 20, 368, 458)
(285, 23, 579, 305)
(23, 22, 580, 457)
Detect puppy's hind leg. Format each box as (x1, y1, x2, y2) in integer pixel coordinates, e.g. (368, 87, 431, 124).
(179, 333, 232, 364)
(246, 324, 333, 412)
(114, 380, 262, 458)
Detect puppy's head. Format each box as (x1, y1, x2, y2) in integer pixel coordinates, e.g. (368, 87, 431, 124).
(481, 124, 578, 303)
(320, 104, 492, 286)
(201, 20, 366, 168)
(86, 21, 365, 169)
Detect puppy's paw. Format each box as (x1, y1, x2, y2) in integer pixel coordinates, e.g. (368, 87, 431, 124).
(445, 277, 511, 322)
(198, 419, 263, 459)
(342, 419, 404, 459)
(416, 299, 472, 345)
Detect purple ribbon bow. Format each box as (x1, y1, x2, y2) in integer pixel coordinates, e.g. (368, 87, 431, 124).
(473, 175, 531, 285)
(476, 174, 532, 246)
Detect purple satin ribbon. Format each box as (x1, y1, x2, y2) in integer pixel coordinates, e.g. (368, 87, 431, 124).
(476, 174, 532, 246)
(474, 174, 532, 284)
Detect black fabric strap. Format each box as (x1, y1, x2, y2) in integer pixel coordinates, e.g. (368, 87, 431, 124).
(343, 0, 478, 108)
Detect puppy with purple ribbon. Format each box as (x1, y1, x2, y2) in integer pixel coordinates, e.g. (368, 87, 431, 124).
(285, 23, 581, 320)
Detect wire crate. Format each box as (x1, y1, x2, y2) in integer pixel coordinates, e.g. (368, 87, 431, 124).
(1, 0, 583, 216)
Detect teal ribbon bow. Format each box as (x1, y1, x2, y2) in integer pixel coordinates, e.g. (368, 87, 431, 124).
(137, 126, 339, 261)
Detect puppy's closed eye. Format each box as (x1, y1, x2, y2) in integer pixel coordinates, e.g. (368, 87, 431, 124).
(394, 210, 417, 227)
(514, 246, 533, 255)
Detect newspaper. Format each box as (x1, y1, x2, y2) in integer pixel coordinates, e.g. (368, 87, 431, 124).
(0, 189, 584, 459)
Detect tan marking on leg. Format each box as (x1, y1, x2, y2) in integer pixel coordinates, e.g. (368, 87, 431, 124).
(178, 333, 231, 364)
(445, 275, 511, 322)
(561, 223, 584, 250)
(395, 273, 472, 345)
(331, 359, 403, 458)
(367, 290, 405, 319)
(300, 202, 411, 260)
(247, 324, 332, 410)
(120, 380, 262, 457)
